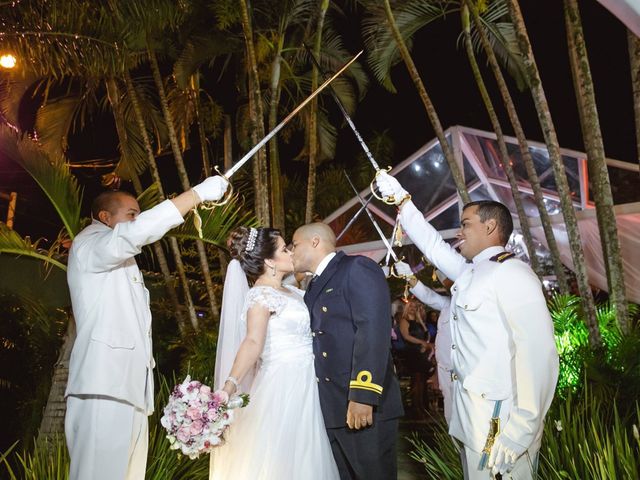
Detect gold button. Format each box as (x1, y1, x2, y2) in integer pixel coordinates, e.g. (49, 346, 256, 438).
(452, 344, 456, 350)
(322, 352, 328, 358)
(325, 377, 330, 382)
(481, 393, 486, 399)
(452, 373, 458, 381)
(453, 314, 458, 320)
(464, 304, 468, 310)
(316, 377, 319, 383)
(312, 332, 316, 337)
(453, 286, 457, 291)
(322, 306, 328, 312)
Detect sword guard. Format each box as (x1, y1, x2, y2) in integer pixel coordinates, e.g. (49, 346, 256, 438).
(370, 167, 398, 205)
(200, 165, 233, 209)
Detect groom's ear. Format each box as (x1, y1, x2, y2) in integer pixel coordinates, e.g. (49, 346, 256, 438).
(311, 235, 320, 248)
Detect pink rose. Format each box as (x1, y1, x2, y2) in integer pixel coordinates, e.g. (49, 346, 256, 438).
(176, 426, 191, 443)
(200, 385, 211, 395)
(190, 420, 204, 435)
(186, 407, 202, 420)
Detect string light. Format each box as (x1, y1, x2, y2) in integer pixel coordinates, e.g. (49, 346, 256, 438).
(0, 54, 17, 69)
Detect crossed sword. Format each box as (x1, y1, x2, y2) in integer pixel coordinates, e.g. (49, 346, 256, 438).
(303, 46, 411, 296)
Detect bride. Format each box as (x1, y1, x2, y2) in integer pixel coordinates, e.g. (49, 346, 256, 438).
(210, 226, 339, 479)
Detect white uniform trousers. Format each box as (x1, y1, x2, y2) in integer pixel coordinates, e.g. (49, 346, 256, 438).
(65, 395, 148, 480)
(437, 365, 453, 425)
(458, 441, 538, 480)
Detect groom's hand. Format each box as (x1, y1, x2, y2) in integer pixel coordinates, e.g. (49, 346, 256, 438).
(346, 401, 373, 430)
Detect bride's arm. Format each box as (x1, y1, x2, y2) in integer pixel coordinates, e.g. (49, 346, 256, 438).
(221, 305, 270, 396)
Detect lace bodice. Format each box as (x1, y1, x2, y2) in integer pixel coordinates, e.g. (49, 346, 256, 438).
(241, 285, 312, 365)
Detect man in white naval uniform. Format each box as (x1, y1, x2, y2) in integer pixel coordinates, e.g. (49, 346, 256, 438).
(65, 175, 228, 480)
(377, 172, 558, 479)
(394, 261, 454, 424)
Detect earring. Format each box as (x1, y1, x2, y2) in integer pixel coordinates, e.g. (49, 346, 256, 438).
(271, 264, 277, 277)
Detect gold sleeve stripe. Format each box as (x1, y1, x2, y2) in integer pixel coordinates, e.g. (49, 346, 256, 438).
(349, 370, 383, 395)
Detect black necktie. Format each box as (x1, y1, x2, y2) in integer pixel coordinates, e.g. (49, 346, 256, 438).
(307, 274, 318, 293)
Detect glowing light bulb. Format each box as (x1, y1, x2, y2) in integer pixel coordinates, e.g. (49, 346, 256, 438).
(0, 54, 17, 69)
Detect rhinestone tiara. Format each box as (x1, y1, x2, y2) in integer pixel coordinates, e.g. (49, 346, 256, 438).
(245, 227, 258, 253)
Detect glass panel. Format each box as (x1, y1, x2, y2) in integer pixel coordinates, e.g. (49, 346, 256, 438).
(463, 133, 506, 180)
(429, 203, 460, 231)
(327, 203, 394, 248)
(393, 142, 457, 214)
(469, 184, 493, 202)
(539, 154, 581, 204)
(463, 152, 479, 185)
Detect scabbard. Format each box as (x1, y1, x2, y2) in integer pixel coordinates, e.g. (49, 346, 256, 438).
(478, 400, 502, 471)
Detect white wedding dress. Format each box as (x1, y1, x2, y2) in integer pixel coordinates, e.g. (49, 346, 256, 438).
(209, 285, 339, 480)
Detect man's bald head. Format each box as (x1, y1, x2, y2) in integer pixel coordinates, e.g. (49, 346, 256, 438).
(291, 222, 336, 273)
(295, 222, 336, 248)
(91, 190, 140, 228)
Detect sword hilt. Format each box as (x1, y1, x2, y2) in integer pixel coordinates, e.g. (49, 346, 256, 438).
(200, 165, 233, 209)
(370, 168, 400, 205)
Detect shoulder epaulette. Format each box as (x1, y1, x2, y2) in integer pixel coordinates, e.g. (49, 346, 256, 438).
(489, 252, 515, 263)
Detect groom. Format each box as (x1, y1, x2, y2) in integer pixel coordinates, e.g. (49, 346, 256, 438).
(292, 223, 404, 480)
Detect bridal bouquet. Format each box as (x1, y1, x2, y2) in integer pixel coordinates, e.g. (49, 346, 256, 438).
(160, 376, 249, 459)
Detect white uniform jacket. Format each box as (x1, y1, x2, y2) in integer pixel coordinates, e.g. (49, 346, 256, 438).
(65, 200, 184, 413)
(400, 201, 559, 453)
(410, 282, 452, 372)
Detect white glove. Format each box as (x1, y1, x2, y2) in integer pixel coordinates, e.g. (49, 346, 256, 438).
(375, 171, 409, 206)
(380, 265, 390, 277)
(393, 260, 414, 278)
(487, 434, 526, 476)
(192, 175, 229, 202)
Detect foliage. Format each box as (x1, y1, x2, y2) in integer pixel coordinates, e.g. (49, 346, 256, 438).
(406, 417, 462, 480)
(550, 293, 640, 407)
(538, 391, 640, 479)
(1, 376, 213, 479)
(0, 293, 67, 450)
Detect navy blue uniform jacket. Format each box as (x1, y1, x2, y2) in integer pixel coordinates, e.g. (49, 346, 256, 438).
(304, 251, 404, 429)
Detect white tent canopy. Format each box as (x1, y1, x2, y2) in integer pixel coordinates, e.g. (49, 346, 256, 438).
(325, 126, 640, 302)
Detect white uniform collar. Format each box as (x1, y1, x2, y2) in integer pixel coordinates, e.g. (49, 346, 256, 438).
(472, 245, 507, 264)
(315, 252, 337, 276)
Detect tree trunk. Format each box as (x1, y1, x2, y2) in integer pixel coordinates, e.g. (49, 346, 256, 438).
(507, 0, 601, 346)
(628, 29, 640, 171)
(461, 3, 542, 279)
(223, 114, 233, 171)
(239, 0, 271, 225)
(106, 76, 189, 333)
(468, 1, 569, 293)
(382, 0, 470, 203)
(147, 47, 219, 326)
(268, 37, 285, 232)
(37, 314, 75, 442)
(564, 0, 628, 332)
(124, 70, 198, 333)
(192, 73, 211, 178)
(305, 0, 330, 223)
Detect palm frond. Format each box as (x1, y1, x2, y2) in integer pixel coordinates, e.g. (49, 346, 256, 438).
(0, 125, 83, 238)
(169, 194, 257, 249)
(0, 73, 42, 128)
(34, 96, 83, 164)
(361, 0, 453, 92)
(0, 223, 67, 272)
(468, 0, 528, 90)
(136, 182, 163, 212)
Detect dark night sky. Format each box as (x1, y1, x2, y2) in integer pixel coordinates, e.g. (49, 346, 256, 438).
(0, 0, 636, 241)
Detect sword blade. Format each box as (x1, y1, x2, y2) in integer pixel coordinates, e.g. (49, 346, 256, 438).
(305, 46, 380, 172)
(335, 195, 374, 242)
(225, 50, 363, 178)
(344, 171, 398, 262)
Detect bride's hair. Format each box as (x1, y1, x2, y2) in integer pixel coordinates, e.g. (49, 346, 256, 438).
(228, 226, 281, 279)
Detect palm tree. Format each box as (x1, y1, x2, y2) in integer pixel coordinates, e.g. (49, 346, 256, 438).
(466, 0, 569, 293)
(239, 0, 271, 225)
(460, 2, 542, 279)
(361, 0, 469, 202)
(506, 0, 600, 346)
(564, 0, 628, 332)
(628, 29, 640, 173)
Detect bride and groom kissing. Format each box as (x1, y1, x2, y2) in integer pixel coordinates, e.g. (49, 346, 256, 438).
(63, 176, 402, 480)
(210, 223, 404, 479)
